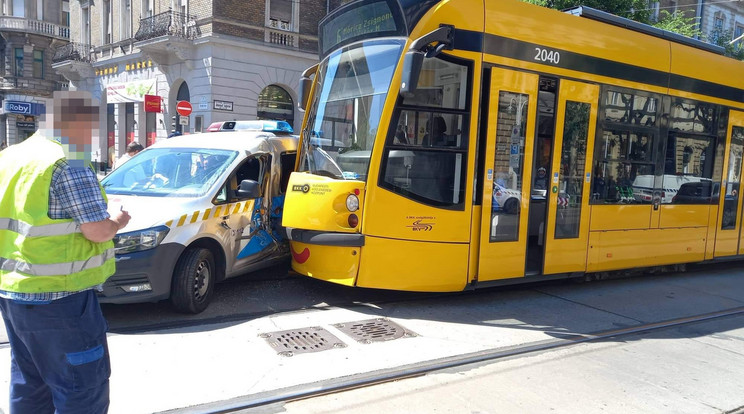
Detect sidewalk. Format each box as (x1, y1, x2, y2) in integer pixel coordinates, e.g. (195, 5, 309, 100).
(0, 267, 743, 413)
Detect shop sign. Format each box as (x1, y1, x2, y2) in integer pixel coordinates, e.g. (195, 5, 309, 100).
(16, 122, 35, 129)
(144, 94, 161, 113)
(213, 100, 233, 111)
(106, 79, 157, 103)
(5, 101, 31, 114)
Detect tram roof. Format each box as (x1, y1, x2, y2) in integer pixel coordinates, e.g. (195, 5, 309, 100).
(564, 6, 724, 55)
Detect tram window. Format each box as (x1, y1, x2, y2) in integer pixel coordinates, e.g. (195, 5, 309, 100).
(664, 135, 715, 205)
(489, 91, 529, 242)
(555, 101, 590, 239)
(604, 91, 657, 126)
(721, 127, 743, 228)
(390, 110, 465, 149)
(402, 56, 467, 110)
(669, 100, 716, 134)
(380, 110, 467, 208)
(593, 129, 656, 204)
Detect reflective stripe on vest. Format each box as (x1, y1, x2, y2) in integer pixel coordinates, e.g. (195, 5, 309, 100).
(0, 248, 114, 276)
(0, 217, 81, 237)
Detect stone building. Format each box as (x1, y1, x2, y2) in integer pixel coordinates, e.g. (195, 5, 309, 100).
(0, 0, 69, 146)
(655, 0, 744, 43)
(53, 0, 337, 169)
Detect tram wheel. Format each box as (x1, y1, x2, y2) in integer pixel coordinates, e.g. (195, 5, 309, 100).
(170, 247, 215, 314)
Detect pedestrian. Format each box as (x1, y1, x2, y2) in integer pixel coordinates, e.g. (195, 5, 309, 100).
(0, 90, 131, 413)
(113, 141, 144, 169)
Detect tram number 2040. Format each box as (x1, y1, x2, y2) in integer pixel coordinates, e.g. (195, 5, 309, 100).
(534, 47, 560, 65)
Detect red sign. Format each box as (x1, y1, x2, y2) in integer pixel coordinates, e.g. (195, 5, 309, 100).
(176, 100, 192, 116)
(144, 94, 161, 113)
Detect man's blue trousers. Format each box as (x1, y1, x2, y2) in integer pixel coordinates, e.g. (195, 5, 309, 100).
(0, 290, 110, 413)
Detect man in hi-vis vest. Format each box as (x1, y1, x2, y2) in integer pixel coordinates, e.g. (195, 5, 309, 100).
(0, 91, 130, 413)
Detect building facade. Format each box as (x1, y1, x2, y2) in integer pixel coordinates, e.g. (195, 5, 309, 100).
(0, 0, 70, 146)
(53, 0, 339, 170)
(655, 0, 744, 44)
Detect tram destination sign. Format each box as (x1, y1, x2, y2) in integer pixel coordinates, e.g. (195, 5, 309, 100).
(320, 0, 401, 55)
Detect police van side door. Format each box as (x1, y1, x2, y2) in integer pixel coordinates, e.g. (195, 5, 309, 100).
(225, 153, 275, 275)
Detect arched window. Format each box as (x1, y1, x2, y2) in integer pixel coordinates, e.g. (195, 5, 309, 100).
(257, 85, 293, 124)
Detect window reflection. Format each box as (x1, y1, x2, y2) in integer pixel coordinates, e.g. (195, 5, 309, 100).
(669, 100, 715, 134)
(490, 91, 529, 242)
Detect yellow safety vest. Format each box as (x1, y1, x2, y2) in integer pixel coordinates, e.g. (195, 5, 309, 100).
(0, 134, 115, 293)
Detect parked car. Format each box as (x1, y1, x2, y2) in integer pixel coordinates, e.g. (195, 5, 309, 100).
(206, 120, 294, 135)
(671, 180, 718, 204)
(100, 131, 298, 313)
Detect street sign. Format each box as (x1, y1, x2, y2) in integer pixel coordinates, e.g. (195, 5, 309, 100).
(176, 100, 192, 116)
(179, 117, 189, 126)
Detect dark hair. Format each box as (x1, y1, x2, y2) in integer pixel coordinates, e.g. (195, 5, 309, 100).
(126, 142, 144, 153)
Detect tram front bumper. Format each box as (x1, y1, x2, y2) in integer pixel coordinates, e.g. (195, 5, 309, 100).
(286, 228, 363, 286)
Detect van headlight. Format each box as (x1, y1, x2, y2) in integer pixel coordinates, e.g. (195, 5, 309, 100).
(113, 225, 170, 254)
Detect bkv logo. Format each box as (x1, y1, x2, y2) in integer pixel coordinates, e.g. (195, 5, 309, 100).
(407, 219, 433, 231)
(292, 184, 311, 193)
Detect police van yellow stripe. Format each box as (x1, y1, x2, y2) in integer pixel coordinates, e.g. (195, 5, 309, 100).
(165, 201, 255, 228)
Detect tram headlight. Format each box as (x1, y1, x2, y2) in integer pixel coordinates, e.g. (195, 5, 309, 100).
(113, 225, 169, 254)
(346, 194, 359, 212)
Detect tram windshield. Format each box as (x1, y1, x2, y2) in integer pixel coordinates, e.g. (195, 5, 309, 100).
(298, 39, 404, 181)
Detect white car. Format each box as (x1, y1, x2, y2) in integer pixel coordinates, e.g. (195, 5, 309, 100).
(493, 182, 521, 214)
(100, 132, 298, 313)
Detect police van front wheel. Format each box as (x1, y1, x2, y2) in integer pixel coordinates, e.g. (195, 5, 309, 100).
(171, 247, 215, 314)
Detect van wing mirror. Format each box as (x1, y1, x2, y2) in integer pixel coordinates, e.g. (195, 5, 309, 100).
(399, 25, 454, 98)
(298, 64, 318, 112)
(236, 179, 261, 199)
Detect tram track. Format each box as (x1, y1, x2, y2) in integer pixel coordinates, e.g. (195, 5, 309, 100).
(174, 305, 744, 414)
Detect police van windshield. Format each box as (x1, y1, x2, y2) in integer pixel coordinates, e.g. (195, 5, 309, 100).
(102, 148, 237, 197)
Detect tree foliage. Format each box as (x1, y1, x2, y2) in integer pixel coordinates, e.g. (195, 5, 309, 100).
(707, 27, 744, 60)
(653, 10, 701, 38)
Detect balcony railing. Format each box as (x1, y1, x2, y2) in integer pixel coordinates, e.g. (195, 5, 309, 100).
(267, 28, 296, 47)
(134, 9, 199, 42)
(0, 16, 69, 39)
(53, 42, 93, 64)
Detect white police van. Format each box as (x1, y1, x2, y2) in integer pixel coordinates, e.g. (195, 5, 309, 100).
(100, 132, 297, 313)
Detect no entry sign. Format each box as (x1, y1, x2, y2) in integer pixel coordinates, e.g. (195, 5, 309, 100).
(176, 100, 193, 116)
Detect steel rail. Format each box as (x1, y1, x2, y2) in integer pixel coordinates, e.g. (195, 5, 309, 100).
(170, 306, 744, 413)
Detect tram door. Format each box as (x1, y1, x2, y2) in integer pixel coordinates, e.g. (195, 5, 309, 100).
(715, 110, 744, 257)
(542, 80, 599, 274)
(477, 69, 538, 282)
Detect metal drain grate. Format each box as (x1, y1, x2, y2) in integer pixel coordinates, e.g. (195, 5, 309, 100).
(333, 318, 417, 344)
(259, 327, 346, 357)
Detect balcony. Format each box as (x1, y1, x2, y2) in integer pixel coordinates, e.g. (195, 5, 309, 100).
(52, 42, 93, 64)
(134, 9, 200, 69)
(0, 16, 69, 40)
(51, 42, 94, 82)
(134, 9, 199, 41)
(266, 28, 296, 47)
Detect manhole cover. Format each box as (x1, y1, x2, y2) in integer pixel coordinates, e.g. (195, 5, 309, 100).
(333, 318, 417, 344)
(260, 326, 346, 357)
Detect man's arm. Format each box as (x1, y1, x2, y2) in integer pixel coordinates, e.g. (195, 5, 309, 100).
(80, 210, 130, 243)
(52, 163, 131, 243)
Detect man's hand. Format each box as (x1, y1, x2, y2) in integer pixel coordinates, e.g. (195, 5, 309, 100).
(80, 210, 131, 243)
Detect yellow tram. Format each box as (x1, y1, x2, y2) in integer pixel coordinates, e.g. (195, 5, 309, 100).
(282, 0, 744, 291)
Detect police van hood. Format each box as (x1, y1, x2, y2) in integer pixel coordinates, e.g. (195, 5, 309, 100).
(106, 194, 206, 233)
